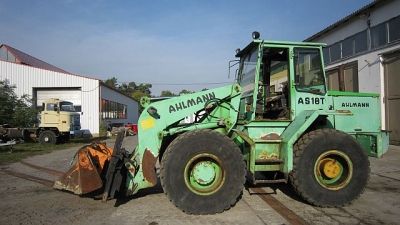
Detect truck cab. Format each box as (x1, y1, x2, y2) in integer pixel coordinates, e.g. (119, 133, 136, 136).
(38, 98, 81, 144)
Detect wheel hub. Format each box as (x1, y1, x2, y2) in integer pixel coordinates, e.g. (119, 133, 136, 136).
(191, 161, 216, 185)
(320, 159, 342, 179)
(44, 137, 49, 142)
(314, 150, 353, 190)
(184, 153, 225, 195)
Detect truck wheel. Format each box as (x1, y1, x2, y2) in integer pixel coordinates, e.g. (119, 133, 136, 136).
(289, 128, 369, 207)
(39, 130, 57, 144)
(160, 129, 246, 214)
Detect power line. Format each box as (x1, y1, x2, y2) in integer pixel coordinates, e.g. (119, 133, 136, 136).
(118, 81, 233, 86)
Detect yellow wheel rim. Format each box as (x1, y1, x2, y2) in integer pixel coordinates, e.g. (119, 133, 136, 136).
(314, 150, 353, 190)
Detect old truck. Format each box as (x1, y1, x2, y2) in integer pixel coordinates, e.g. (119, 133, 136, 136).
(54, 32, 389, 214)
(1, 98, 81, 144)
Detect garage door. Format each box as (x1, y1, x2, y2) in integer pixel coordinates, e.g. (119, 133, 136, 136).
(36, 89, 82, 112)
(384, 52, 400, 145)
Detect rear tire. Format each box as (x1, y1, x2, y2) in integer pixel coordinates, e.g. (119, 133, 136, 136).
(38, 130, 57, 144)
(160, 129, 246, 214)
(289, 128, 370, 207)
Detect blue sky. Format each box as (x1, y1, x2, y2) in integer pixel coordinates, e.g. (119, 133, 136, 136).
(1, 0, 371, 95)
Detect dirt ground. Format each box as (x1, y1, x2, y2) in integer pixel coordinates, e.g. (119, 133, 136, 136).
(0, 136, 399, 225)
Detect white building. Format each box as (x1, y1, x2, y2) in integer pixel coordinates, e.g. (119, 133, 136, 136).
(305, 0, 400, 144)
(0, 44, 139, 136)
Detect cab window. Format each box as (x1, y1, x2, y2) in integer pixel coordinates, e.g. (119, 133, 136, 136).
(294, 48, 326, 95)
(46, 103, 56, 111)
(238, 48, 259, 96)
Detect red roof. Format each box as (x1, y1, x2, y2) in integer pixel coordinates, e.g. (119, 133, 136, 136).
(0, 44, 70, 74)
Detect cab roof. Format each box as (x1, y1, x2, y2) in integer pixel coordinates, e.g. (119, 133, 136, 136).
(235, 39, 326, 57)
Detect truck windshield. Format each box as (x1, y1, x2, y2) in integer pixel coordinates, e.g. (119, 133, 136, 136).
(60, 101, 75, 112)
(238, 48, 258, 96)
(294, 48, 326, 95)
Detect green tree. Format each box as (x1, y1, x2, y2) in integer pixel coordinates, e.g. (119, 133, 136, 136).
(131, 83, 152, 102)
(103, 77, 152, 102)
(0, 80, 37, 127)
(131, 90, 148, 102)
(136, 83, 152, 95)
(179, 89, 194, 95)
(119, 82, 136, 95)
(0, 80, 17, 125)
(160, 90, 176, 97)
(104, 77, 118, 88)
(13, 95, 38, 127)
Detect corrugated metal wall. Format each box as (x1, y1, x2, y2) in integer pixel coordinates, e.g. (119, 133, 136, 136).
(0, 60, 100, 135)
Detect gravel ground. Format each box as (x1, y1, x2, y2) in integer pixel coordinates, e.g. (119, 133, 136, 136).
(0, 136, 399, 225)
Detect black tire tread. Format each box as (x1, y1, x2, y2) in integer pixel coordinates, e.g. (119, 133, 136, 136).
(39, 130, 57, 144)
(160, 129, 246, 214)
(289, 128, 370, 207)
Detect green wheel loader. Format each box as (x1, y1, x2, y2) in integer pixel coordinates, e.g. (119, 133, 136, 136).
(54, 32, 389, 214)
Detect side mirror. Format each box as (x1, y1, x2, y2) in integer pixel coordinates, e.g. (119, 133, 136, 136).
(54, 105, 59, 112)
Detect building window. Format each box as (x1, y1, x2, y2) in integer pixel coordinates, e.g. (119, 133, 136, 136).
(354, 30, 368, 54)
(319, 15, 400, 66)
(326, 61, 358, 92)
(101, 99, 127, 119)
(371, 22, 387, 49)
(329, 42, 341, 62)
(322, 47, 330, 65)
(389, 16, 400, 43)
(323, 30, 368, 65)
(341, 36, 354, 58)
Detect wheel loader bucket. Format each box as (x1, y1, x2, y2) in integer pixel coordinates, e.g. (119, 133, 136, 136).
(53, 143, 113, 195)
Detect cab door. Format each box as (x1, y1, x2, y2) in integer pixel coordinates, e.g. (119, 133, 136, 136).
(43, 103, 59, 125)
(255, 46, 291, 121)
(292, 47, 328, 116)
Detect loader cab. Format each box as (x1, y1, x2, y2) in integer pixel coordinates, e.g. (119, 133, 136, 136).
(236, 39, 327, 123)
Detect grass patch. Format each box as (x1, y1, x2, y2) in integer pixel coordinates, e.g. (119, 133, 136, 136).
(0, 137, 108, 165)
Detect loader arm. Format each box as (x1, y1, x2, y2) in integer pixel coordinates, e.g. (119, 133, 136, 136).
(125, 84, 242, 195)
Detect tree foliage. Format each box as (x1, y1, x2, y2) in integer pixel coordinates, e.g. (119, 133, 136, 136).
(160, 89, 194, 97)
(104, 77, 197, 102)
(104, 77, 118, 89)
(0, 80, 37, 127)
(179, 89, 194, 95)
(160, 90, 176, 97)
(103, 77, 152, 102)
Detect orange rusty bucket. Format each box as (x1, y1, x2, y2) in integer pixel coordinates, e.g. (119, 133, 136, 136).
(53, 143, 113, 195)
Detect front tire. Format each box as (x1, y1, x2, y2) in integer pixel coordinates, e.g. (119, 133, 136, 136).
(38, 130, 57, 144)
(289, 128, 370, 207)
(160, 129, 246, 214)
